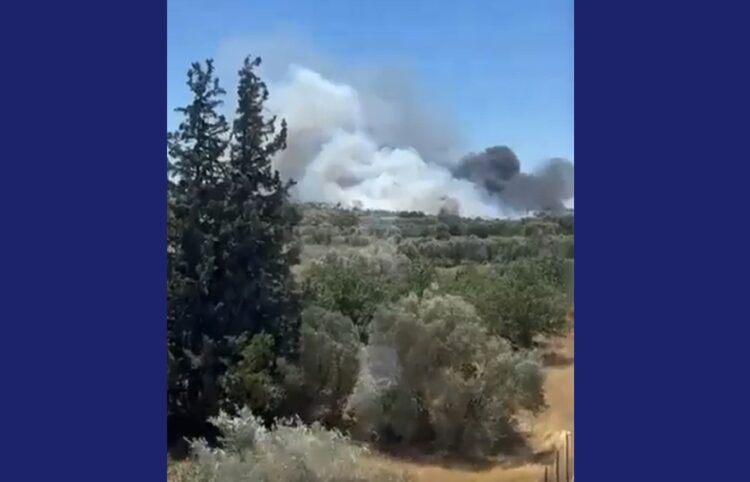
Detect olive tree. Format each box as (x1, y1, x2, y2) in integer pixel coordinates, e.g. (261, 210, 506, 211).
(346, 294, 545, 456)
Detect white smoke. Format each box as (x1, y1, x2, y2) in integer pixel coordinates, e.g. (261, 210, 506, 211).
(266, 66, 506, 218)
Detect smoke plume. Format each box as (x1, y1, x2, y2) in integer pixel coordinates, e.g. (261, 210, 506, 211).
(454, 146, 522, 192)
(266, 66, 507, 218)
(454, 147, 574, 213)
(214, 36, 573, 218)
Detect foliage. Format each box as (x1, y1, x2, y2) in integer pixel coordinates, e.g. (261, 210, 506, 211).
(281, 307, 362, 425)
(167, 59, 232, 427)
(309, 224, 335, 245)
(523, 221, 559, 237)
(168, 57, 300, 438)
(344, 232, 371, 247)
(402, 256, 437, 298)
(435, 223, 451, 240)
(346, 294, 545, 457)
(300, 249, 441, 335)
(331, 208, 361, 230)
(440, 257, 569, 348)
(465, 222, 490, 239)
(397, 210, 426, 218)
(181, 408, 412, 482)
(223, 56, 301, 353)
(398, 235, 573, 266)
(366, 221, 402, 240)
(221, 334, 284, 420)
(301, 252, 403, 335)
(557, 213, 574, 235)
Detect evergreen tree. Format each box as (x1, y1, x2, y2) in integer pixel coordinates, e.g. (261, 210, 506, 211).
(222, 56, 301, 356)
(167, 60, 230, 436)
(167, 57, 302, 444)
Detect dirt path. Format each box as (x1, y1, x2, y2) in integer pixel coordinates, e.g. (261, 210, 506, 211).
(374, 327, 574, 482)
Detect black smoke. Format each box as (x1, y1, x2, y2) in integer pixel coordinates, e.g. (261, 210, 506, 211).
(454, 146, 574, 213)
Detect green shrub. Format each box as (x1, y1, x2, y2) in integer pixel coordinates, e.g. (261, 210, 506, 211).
(556, 214, 574, 235)
(345, 234, 371, 247)
(221, 334, 284, 419)
(183, 408, 412, 482)
(523, 221, 559, 237)
(331, 209, 361, 229)
(397, 210, 426, 218)
(310, 225, 334, 245)
(403, 256, 437, 298)
(346, 294, 545, 457)
(440, 258, 569, 348)
(301, 253, 403, 334)
(466, 222, 490, 239)
(281, 307, 362, 425)
(435, 223, 450, 240)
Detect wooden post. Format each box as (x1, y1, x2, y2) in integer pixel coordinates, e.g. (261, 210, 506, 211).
(544, 465, 548, 482)
(555, 450, 560, 482)
(565, 432, 570, 482)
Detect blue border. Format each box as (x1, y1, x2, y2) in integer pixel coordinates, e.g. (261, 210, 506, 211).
(1, 1, 166, 480)
(3, 0, 749, 480)
(577, 1, 750, 480)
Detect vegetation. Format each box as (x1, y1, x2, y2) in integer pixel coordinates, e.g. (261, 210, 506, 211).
(439, 257, 569, 348)
(301, 252, 402, 335)
(346, 294, 545, 457)
(167, 57, 300, 442)
(173, 408, 412, 482)
(167, 56, 573, 480)
(283, 306, 362, 426)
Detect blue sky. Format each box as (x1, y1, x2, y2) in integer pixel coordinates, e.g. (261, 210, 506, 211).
(168, 0, 573, 169)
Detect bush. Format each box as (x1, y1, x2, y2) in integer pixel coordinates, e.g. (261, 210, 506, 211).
(435, 223, 450, 240)
(310, 225, 335, 245)
(182, 408, 412, 482)
(465, 222, 490, 239)
(366, 222, 402, 240)
(344, 234, 371, 247)
(397, 210, 426, 218)
(301, 252, 404, 334)
(556, 214, 574, 235)
(523, 221, 559, 237)
(398, 235, 572, 266)
(397, 237, 495, 266)
(440, 258, 569, 348)
(281, 307, 362, 425)
(331, 209, 361, 230)
(221, 334, 284, 420)
(346, 294, 545, 457)
(403, 256, 437, 298)
(485, 220, 524, 236)
(561, 237, 574, 259)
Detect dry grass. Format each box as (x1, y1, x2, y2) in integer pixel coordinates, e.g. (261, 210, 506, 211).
(367, 456, 546, 482)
